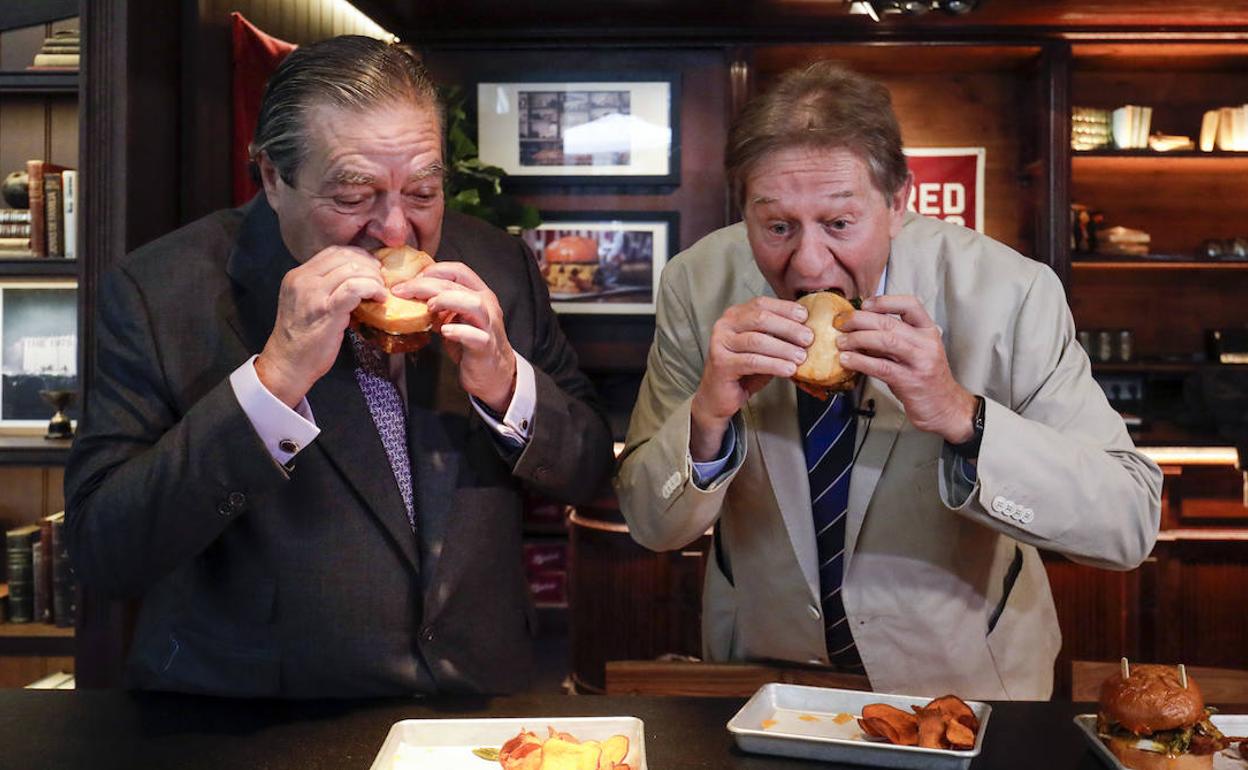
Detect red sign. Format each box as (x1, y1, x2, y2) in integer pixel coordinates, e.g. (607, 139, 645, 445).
(903, 148, 985, 233)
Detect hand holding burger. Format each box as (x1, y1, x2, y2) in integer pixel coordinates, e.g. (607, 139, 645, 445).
(1097, 663, 1229, 769)
(350, 245, 436, 353)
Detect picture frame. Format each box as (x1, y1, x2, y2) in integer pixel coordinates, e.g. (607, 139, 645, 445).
(522, 211, 679, 315)
(476, 74, 681, 185)
(0, 279, 78, 430)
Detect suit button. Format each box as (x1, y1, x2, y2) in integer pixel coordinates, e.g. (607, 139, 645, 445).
(991, 496, 1006, 513)
(217, 501, 233, 516)
(808, 604, 821, 620)
(1020, 507, 1035, 524)
(228, 492, 246, 509)
(421, 627, 435, 643)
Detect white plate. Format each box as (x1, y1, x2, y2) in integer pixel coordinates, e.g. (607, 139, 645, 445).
(726, 683, 991, 770)
(1073, 713, 1248, 770)
(369, 716, 646, 770)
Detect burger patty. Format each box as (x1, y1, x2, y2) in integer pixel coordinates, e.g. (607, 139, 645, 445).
(1097, 711, 1229, 757)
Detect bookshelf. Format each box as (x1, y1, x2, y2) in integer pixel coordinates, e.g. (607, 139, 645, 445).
(0, 12, 80, 687)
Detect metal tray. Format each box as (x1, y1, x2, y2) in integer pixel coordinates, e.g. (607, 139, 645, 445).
(1073, 713, 1248, 770)
(370, 715, 646, 770)
(727, 683, 991, 770)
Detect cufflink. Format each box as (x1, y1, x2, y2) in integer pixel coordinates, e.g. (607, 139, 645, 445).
(279, 438, 299, 454)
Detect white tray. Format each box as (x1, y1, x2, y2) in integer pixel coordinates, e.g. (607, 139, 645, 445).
(1074, 713, 1248, 770)
(369, 716, 646, 770)
(727, 683, 991, 770)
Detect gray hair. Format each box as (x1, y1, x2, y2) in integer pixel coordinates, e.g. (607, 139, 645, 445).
(249, 35, 443, 187)
(726, 61, 908, 208)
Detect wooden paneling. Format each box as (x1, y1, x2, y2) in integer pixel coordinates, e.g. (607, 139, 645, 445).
(0, 466, 64, 532)
(1070, 266, 1248, 360)
(1043, 554, 1141, 698)
(1157, 540, 1248, 669)
(751, 44, 1040, 258)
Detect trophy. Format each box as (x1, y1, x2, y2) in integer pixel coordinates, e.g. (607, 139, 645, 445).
(38, 389, 75, 440)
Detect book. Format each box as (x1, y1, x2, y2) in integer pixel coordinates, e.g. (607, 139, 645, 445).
(48, 512, 75, 628)
(6, 525, 41, 623)
(0, 223, 32, 237)
(1200, 109, 1220, 152)
(62, 171, 77, 260)
(45, 172, 64, 257)
(31, 53, 79, 68)
(0, 210, 32, 224)
(25, 161, 70, 258)
(35, 516, 55, 624)
(25, 671, 74, 689)
(0, 236, 33, 252)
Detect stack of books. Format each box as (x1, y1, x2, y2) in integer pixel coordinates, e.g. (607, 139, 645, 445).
(4, 513, 76, 627)
(1111, 105, 1153, 150)
(12, 160, 78, 259)
(1071, 107, 1113, 151)
(1096, 225, 1151, 257)
(1200, 105, 1248, 151)
(0, 209, 33, 256)
(28, 29, 79, 71)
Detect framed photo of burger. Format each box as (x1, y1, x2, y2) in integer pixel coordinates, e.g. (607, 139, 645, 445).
(522, 211, 678, 314)
(0, 280, 78, 431)
(475, 74, 680, 185)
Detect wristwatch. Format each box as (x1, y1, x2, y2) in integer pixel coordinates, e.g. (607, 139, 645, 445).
(949, 395, 986, 460)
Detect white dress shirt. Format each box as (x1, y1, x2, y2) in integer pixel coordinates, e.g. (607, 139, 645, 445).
(230, 349, 537, 467)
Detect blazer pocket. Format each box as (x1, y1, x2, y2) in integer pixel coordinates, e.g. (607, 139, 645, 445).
(702, 527, 739, 662)
(160, 624, 281, 697)
(987, 545, 1024, 636)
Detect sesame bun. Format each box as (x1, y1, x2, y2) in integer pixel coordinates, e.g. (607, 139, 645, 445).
(545, 236, 599, 264)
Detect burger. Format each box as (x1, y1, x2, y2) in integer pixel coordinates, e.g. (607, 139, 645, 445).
(542, 235, 601, 295)
(792, 290, 862, 400)
(1097, 664, 1229, 769)
(350, 245, 435, 354)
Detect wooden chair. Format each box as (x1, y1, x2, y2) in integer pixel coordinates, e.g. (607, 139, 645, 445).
(1072, 660, 1248, 704)
(604, 660, 870, 698)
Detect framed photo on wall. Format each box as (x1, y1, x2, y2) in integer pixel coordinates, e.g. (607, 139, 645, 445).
(522, 211, 679, 314)
(476, 74, 680, 185)
(0, 280, 78, 430)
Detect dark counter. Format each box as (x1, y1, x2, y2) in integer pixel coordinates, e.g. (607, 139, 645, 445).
(0, 690, 1217, 769)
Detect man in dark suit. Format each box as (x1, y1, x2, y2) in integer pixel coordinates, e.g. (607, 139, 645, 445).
(64, 35, 613, 697)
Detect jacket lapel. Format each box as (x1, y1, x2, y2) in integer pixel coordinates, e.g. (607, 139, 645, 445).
(224, 196, 421, 577)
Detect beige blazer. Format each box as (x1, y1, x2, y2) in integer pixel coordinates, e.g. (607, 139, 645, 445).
(615, 213, 1162, 700)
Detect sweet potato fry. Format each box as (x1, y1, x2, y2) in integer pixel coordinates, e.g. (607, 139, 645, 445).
(860, 704, 918, 746)
(945, 717, 976, 750)
(913, 706, 947, 749)
(926, 694, 979, 734)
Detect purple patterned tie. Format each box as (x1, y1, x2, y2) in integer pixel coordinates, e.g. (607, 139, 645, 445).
(348, 330, 416, 530)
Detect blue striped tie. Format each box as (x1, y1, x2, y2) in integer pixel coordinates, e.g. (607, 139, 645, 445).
(797, 389, 863, 671)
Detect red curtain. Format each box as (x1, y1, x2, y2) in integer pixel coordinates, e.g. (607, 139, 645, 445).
(231, 12, 296, 207)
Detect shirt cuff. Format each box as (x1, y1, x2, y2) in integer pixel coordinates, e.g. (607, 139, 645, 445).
(942, 448, 979, 507)
(470, 350, 535, 446)
(229, 354, 320, 467)
(691, 421, 738, 489)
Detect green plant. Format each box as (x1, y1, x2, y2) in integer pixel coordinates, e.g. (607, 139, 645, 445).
(441, 85, 541, 232)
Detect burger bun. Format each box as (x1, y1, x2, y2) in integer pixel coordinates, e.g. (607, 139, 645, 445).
(1104, 737, 1213, 770)
(351, 245, 436, 352)
(1100, 665, 1206, 734)
(792, 291, 860, 399)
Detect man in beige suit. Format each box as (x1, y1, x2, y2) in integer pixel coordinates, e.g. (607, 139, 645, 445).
(615, 62, 1162, 700)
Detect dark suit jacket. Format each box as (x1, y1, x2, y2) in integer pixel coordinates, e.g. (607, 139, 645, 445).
(64, 196, 613, 697)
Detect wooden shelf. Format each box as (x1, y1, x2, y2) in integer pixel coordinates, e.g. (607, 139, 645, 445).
(0, 258, 77, 277)
(1073, 149, 1248, 159)
(0, 436, 71, 466)
(0, 623, 73, 639)
(1092, 361, 1204, 374)
(1073, 258, 1248, 270)
(0, 72, 78, 95)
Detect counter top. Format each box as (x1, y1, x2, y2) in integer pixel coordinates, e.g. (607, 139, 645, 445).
(4, 690, 1242, 769)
